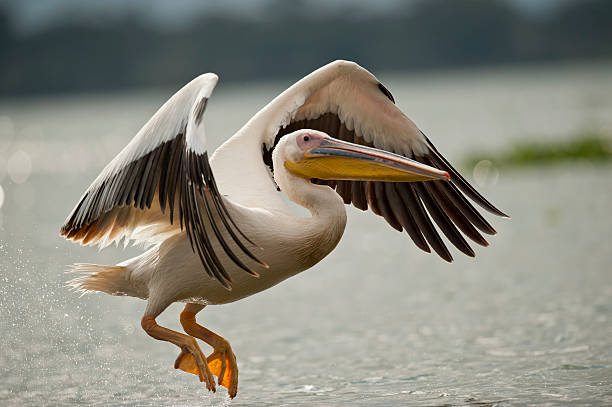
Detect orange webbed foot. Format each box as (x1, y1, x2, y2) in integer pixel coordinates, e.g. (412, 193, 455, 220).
(207, 346, 238, 399)
(174, 347, 216, 393)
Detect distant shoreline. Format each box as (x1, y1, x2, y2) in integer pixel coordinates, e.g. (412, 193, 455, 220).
(2, 59, 612, 102)
(2, 0, 611, 97)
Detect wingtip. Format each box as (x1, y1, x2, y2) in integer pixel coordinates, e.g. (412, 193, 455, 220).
(441, 252, 454, 263)
(220, 279, 233, 291)
(244, 267, 262, 278)
(250, 253, 269, 270)
(491, 209, 510, 219)
(195, 72, 219, 85)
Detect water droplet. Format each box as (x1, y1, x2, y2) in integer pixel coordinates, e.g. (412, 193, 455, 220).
(8, 150, 32, 184)
(472, 159, 499, 188)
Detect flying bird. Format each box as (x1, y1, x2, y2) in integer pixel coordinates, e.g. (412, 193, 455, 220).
(61, 60, 507, 398)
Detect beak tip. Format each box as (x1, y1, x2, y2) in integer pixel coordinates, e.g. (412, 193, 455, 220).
(444, 171, 450, 181)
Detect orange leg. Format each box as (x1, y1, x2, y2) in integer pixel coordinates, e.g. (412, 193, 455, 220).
(179, 303, 239, 399)
(141, 315, 216, 393)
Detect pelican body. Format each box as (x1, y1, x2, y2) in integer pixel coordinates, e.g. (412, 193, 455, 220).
(61, 61, 506, 398)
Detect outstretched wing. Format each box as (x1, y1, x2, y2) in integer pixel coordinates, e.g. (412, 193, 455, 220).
(61, 74, 263, 288)
(256, 60, 507, 262)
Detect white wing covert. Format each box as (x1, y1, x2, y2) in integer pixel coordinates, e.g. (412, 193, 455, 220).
(61, 74, 263, 288)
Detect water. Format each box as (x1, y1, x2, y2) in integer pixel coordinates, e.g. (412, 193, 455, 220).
(1, 62, 611, 406)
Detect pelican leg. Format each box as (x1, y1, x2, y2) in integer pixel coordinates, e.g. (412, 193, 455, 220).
(140, 315, 216, 393)
(180, 303, 239, 399)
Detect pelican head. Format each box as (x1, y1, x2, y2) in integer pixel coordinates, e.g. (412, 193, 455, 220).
(281, 130, 450, 183)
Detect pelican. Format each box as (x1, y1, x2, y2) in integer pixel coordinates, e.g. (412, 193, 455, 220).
(61, 60, 507, 398)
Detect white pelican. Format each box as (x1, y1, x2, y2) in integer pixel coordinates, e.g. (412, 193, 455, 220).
(61, 60, 506, 398)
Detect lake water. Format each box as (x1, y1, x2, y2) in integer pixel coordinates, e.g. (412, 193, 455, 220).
(1, 62, 611, 406)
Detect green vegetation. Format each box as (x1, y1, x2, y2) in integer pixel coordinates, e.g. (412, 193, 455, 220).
(464, 132, 612, 168)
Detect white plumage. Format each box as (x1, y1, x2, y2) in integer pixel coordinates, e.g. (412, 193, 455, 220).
(61, 60, 506, 398)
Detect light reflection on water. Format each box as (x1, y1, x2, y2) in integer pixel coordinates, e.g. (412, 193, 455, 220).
(0, 63, 611, 406)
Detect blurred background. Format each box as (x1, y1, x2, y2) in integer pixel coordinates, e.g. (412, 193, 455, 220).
(0, 1, 611, 406)
(1, 0, 612, 95)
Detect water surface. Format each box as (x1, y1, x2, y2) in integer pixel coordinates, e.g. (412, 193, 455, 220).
(1, 63, 611, 406)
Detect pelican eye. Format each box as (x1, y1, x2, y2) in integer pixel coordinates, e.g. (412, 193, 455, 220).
(296, 132, 321, 150)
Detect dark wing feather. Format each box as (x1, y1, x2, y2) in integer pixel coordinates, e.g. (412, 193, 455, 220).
(396, 182, 453, 262)
(426, 181, 489, 247)
(384, 182, 429, 252)
(374, 181, 402, 232)
(413, 182, 475, 258)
